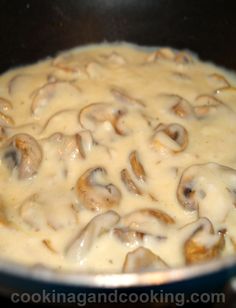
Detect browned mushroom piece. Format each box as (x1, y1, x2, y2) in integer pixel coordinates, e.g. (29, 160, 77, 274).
(170, 95, 194, 119)
(76, 167, 122, 211)
(123, 208, 175, 227)
(0, 95, 14, 127)
(151, 123, 188, 153)
(146, 48, 175, 63)
(31, 81, 81, 116)
(75, 130, 95, 159)
(122, 247, 168, 273)
(42, 239, 57, 254)
(43, 132, 88, 161)
(2, 134, 43, 179)
(113, 227, 146, 245)
(208, 73, 231, 90)
(66, 210, 120, 261)
(110, 87, 145, 108)
(0, 112, 14, 127)
(194, 95, 230, 117)
(129, 151, 146, 182)
(113, 227, 167, 246)
(121, 168, 143, 195)
(177, 163, 236, 222)
(79, 102, 127, 136)
(183, 218, 225, 265)
(0, 199, 10, 227)
(214, 86, 236, 95)
(0, 97, 13, 112)
(0, 126, 6, 142)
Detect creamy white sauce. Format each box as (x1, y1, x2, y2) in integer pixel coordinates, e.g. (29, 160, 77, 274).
(0, 43, 235, 273)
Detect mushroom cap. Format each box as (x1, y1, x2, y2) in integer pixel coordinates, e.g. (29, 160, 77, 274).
(79, 102, 127, 136)
(177, 163, 236, 223)
(151, 123, 188, 153)
(183, 218, 225, 265)
(2, 133, 42, 179)
(76, 167, 122, 211)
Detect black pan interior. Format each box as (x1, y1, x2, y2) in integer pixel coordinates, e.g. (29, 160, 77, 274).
(0, 0, 236, 73)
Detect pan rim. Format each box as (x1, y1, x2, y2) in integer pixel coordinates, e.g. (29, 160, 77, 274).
(0, 254, 235, 288)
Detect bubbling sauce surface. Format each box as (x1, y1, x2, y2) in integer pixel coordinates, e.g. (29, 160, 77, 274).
(0, 43, 235, 273)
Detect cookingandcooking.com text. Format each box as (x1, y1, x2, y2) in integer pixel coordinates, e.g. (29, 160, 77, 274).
(11, 289, 225, 306)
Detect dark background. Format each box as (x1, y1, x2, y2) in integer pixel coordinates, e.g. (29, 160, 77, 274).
(0, 0, 236, 73)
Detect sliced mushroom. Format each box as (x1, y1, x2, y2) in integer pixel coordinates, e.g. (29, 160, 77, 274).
(0, 200, 10, 227)
(121, 168, 142, 195)
(146, 48, 175, 63)
(123, 208, 175, 226)
(0, 126, 6, 142)
(0, 97, 13, 112)
(170, 95, 194, 119)
(183, 218, 225, 265)
(2, 134, 42, 179)
(76, 130, 95, 159)
(151, 123, 188, 153)
(0, 112, 14, 127)
(31, 81, 80, 116)
(208, 73, 230, 90)
(52, 54, 82, 73)
(79, 102, 127, 136)
(42, 239, 57, 254)
(110, 87, 145, 108)
(113, 227, 166, 246)
(66, 210, 120, 262)
(40, 108, 78, 133)
(52, 53, 92, 79)
(214, 86, 236, 95)
(42, 132, 91, 161)
(76, 167, 121, 211)
(113, 227, 145, 245)
(129, 151, 146, 182)
(194, 95, 230, 117)
(177, 163, 236, 223)
(122, 247, 168, 273)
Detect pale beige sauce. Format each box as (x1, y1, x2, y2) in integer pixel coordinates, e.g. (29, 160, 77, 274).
(0, 43, 235, 273)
